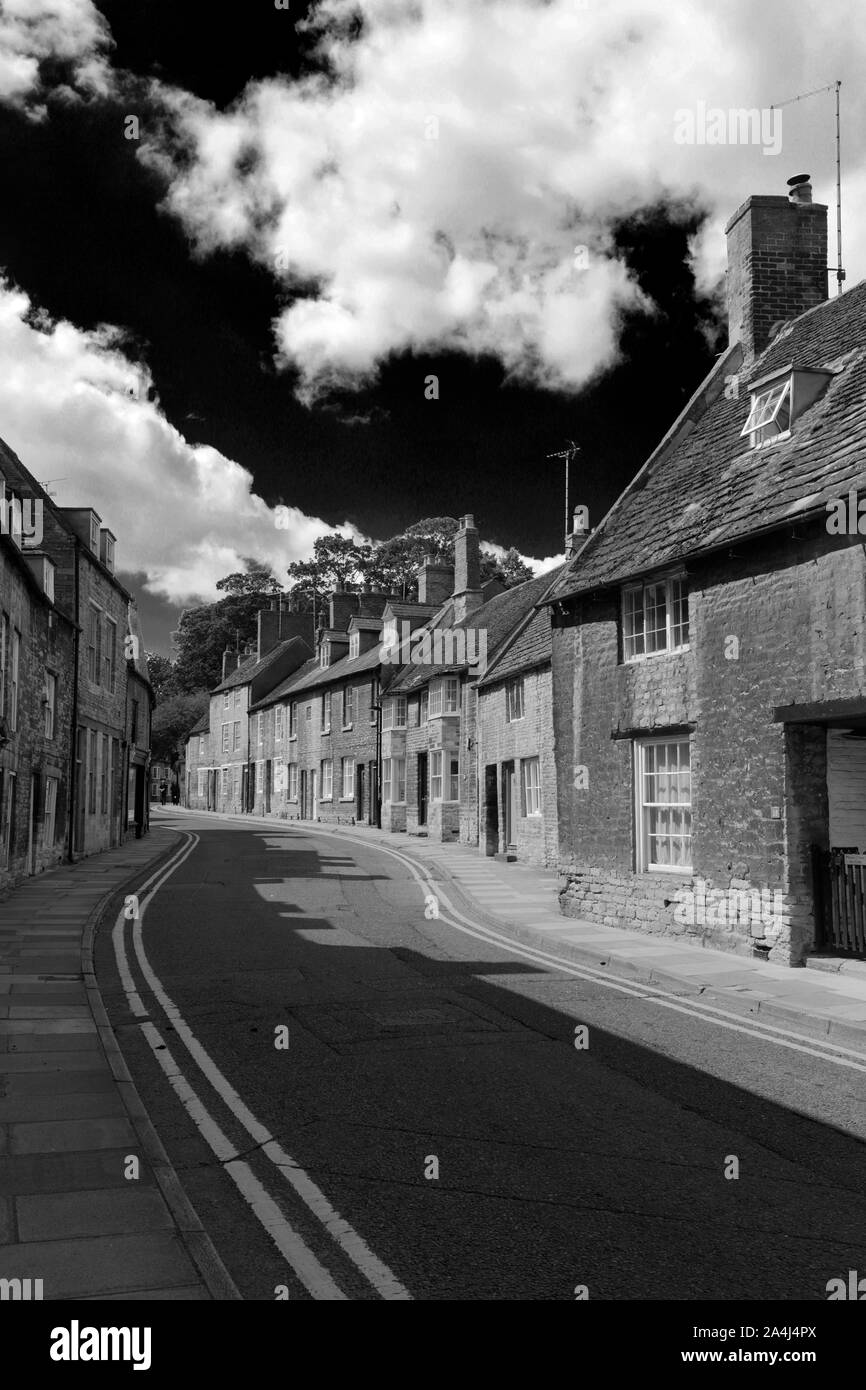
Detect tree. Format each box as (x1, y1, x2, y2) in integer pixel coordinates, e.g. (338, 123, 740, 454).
(151, 689, 209, 764)
(286, 533, 370, 606)
(215, 564, 283, 597)
(146, 652, 178, 703)
(170, 593, 263, 693)
(482, 546, 534, 588)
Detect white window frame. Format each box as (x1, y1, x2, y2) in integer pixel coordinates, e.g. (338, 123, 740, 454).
(321, 759, 333, 800)
(322, 691, 331, 732)
(44, 670, 57, 739)
(634, 735, 692, 873)
(383, 695, 407, 730)
(392, 756, 406, 804)
(341, 687, 353, 729)
(349, 632, 360, 659)
(275, 705, 284, 742)
(382, 757, 391, 802)
(221, 722, 230, 755)
(341, 756, 355, 800)
(522, 757, 541, 816)
(622, 576, 689, 663)
(44, 776, 58, 846)
(741, 377, 792, 448)
(233, 721, 241, 752)
(256, 760, 264, 795)
(447, 755, 459, 802)
(430, 749, 443, 801)
(288, 763, 298, 801)
(199, 735, 206, 757)
(223, 691, 230, 711)
(289, 703, 297, 739)
(505, 677, 524, 722)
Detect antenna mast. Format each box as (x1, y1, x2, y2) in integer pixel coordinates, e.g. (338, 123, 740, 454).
(546, 441, 580, 552)
(770, 80, 845, 294)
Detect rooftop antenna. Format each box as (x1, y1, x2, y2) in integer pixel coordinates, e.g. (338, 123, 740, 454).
(546, 440, 580, 552)
(37, 477, 68, 498)
(770, 80, 845, 294)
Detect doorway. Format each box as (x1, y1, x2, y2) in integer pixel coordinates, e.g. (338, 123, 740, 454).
(417, 752, 428, 827)
(484, 764, 499, 854)
(502, 760, 518, 850)
(356, 763, 366, 821)
(311, 768, 318, 820)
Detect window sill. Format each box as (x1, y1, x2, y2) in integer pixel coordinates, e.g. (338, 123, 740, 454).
(341, 724, 353, 732)
(623, 645, 690, 666)
(339, 796, 354, 803)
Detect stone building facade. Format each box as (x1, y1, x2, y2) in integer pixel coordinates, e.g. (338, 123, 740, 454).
(545, 178, 866, 965)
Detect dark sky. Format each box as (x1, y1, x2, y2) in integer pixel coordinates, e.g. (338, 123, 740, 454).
(0, 0, 723, 653)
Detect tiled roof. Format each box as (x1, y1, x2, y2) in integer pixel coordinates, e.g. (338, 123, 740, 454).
(212, 634, 310, 693)
(187, 711, 210, 738)
(545, 279, 866, 602)
(250, 641, 383, 709)
(477, 566, 565, 687)
(389, 569, 559, 694)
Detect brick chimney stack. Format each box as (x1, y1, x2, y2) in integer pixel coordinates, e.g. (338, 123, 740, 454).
(452, 514, 483, 623)
(725, 175, 828, 364)
(417, 553, 454, 607)
(221, 647, 243, 681)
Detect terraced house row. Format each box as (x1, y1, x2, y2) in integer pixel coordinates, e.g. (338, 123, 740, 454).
(185, 176, 866, 969)
(0, 437, 154, 894)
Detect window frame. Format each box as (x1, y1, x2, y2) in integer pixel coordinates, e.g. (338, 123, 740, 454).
(341, 756, 355, 800)
(622, 575, 689, 663)
(522, 756, 541, 816)
(321, 758, 333, 800)
(505, 677, 525, 722)
(634, 734, 693, 874)
(741, 376, 792, 448)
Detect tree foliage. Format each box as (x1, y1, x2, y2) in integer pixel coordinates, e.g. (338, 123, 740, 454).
(151, 689, 210, 764)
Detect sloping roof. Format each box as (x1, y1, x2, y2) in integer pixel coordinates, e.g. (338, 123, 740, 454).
(389, 569, 559, 694)
(249, 641, 383, 709)
(187, 711, 210, 739)
(477, 566, 565, 687)
(545, 278, 866, 603)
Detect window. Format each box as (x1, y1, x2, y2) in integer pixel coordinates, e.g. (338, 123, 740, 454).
(234, 689, 241, 709)
(43, 560, 55, 603)
(221, 723, 230, 755)
(289, 702, 297, 738)
(275, 705, 284, 741)
(322, 691, 331, 732)
(623, 577, 689, 661)
(197, 770, 206, 797)
(448, 756, 459, 802)
(341, 757, 355, 799)
(87, 730, 97, 815)
(392, 756, 406, 803)
(89, 514, 100, 555)
(429, 677, 459, 716)
(522, 757, 541, 816)
(635, 737, 692, 872)
(382, 758, 391, 802)
(1, 771, 16, 864)
(383, 696, 407, 730)
(44, 671, 56, 739)
(430, 750, 443, 800)
(505, 678, 524, 722)
(320, 643, 329, 669)
(321, 759, 333, 799)
(256, 761, 264, 794)
(233, 721, 241, 752)
(342, 687, 353, 728)
(257, 712, 264, 745)
(198, 735, 205, 756)
(87, 605, 101, 683)
(288, 763, 298, 801)
(104, 617, 117, 692)
(349, 632, 360, 659)
(44, 777, 58, 847)
(10, 628, 20, 732)
(305, 704, 312, 723)
(419, 690, 428, 724)
(233, 764, 241, 799)
(102, 533, 115, 572)
(101, 733, 110, 813)
(0, 612, 6, 717)
(741, 378, 791, 448)
(223, 691, 230, 710)
(275, 756, 284, 796)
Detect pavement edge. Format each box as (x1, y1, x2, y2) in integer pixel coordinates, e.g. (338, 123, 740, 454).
(81, 832, 242, 1302)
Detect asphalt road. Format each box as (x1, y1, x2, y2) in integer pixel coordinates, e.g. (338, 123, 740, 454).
(95, 811, 866, 1301)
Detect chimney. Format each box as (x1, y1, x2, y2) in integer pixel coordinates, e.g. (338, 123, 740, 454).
(329, 588, 359, 632)
(417, 552, 454, 607)
(725, 175, 828, 363)
(566, 507, 590, 556)
(258, 604, 316, 660)
(221, 647, 243, 681)
(453, 514, 483, 623)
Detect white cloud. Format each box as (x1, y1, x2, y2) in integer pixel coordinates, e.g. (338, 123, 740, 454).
(144, 0, 866, 403)
(0, 0, 113, 115)
(0, 278, 367, 603)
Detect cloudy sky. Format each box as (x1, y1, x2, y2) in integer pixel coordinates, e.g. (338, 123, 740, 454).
(1, 0, 864, 653)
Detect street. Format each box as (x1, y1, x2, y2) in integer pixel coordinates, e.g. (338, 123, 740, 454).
(95, 811, 866, 1302)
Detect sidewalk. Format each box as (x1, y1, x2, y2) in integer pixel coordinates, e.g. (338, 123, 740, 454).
(166, 806, 866, 1052)
(0, 829, 238, 1301)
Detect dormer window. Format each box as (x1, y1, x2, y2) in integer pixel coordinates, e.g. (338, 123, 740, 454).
(349, 632, 360, 660)
(320, 643, 329, 669)
(89, 514, 100, 554)
(741, 379, 791, 448)
(100, 529, 116, 573)
(741, 365, 834, 450)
